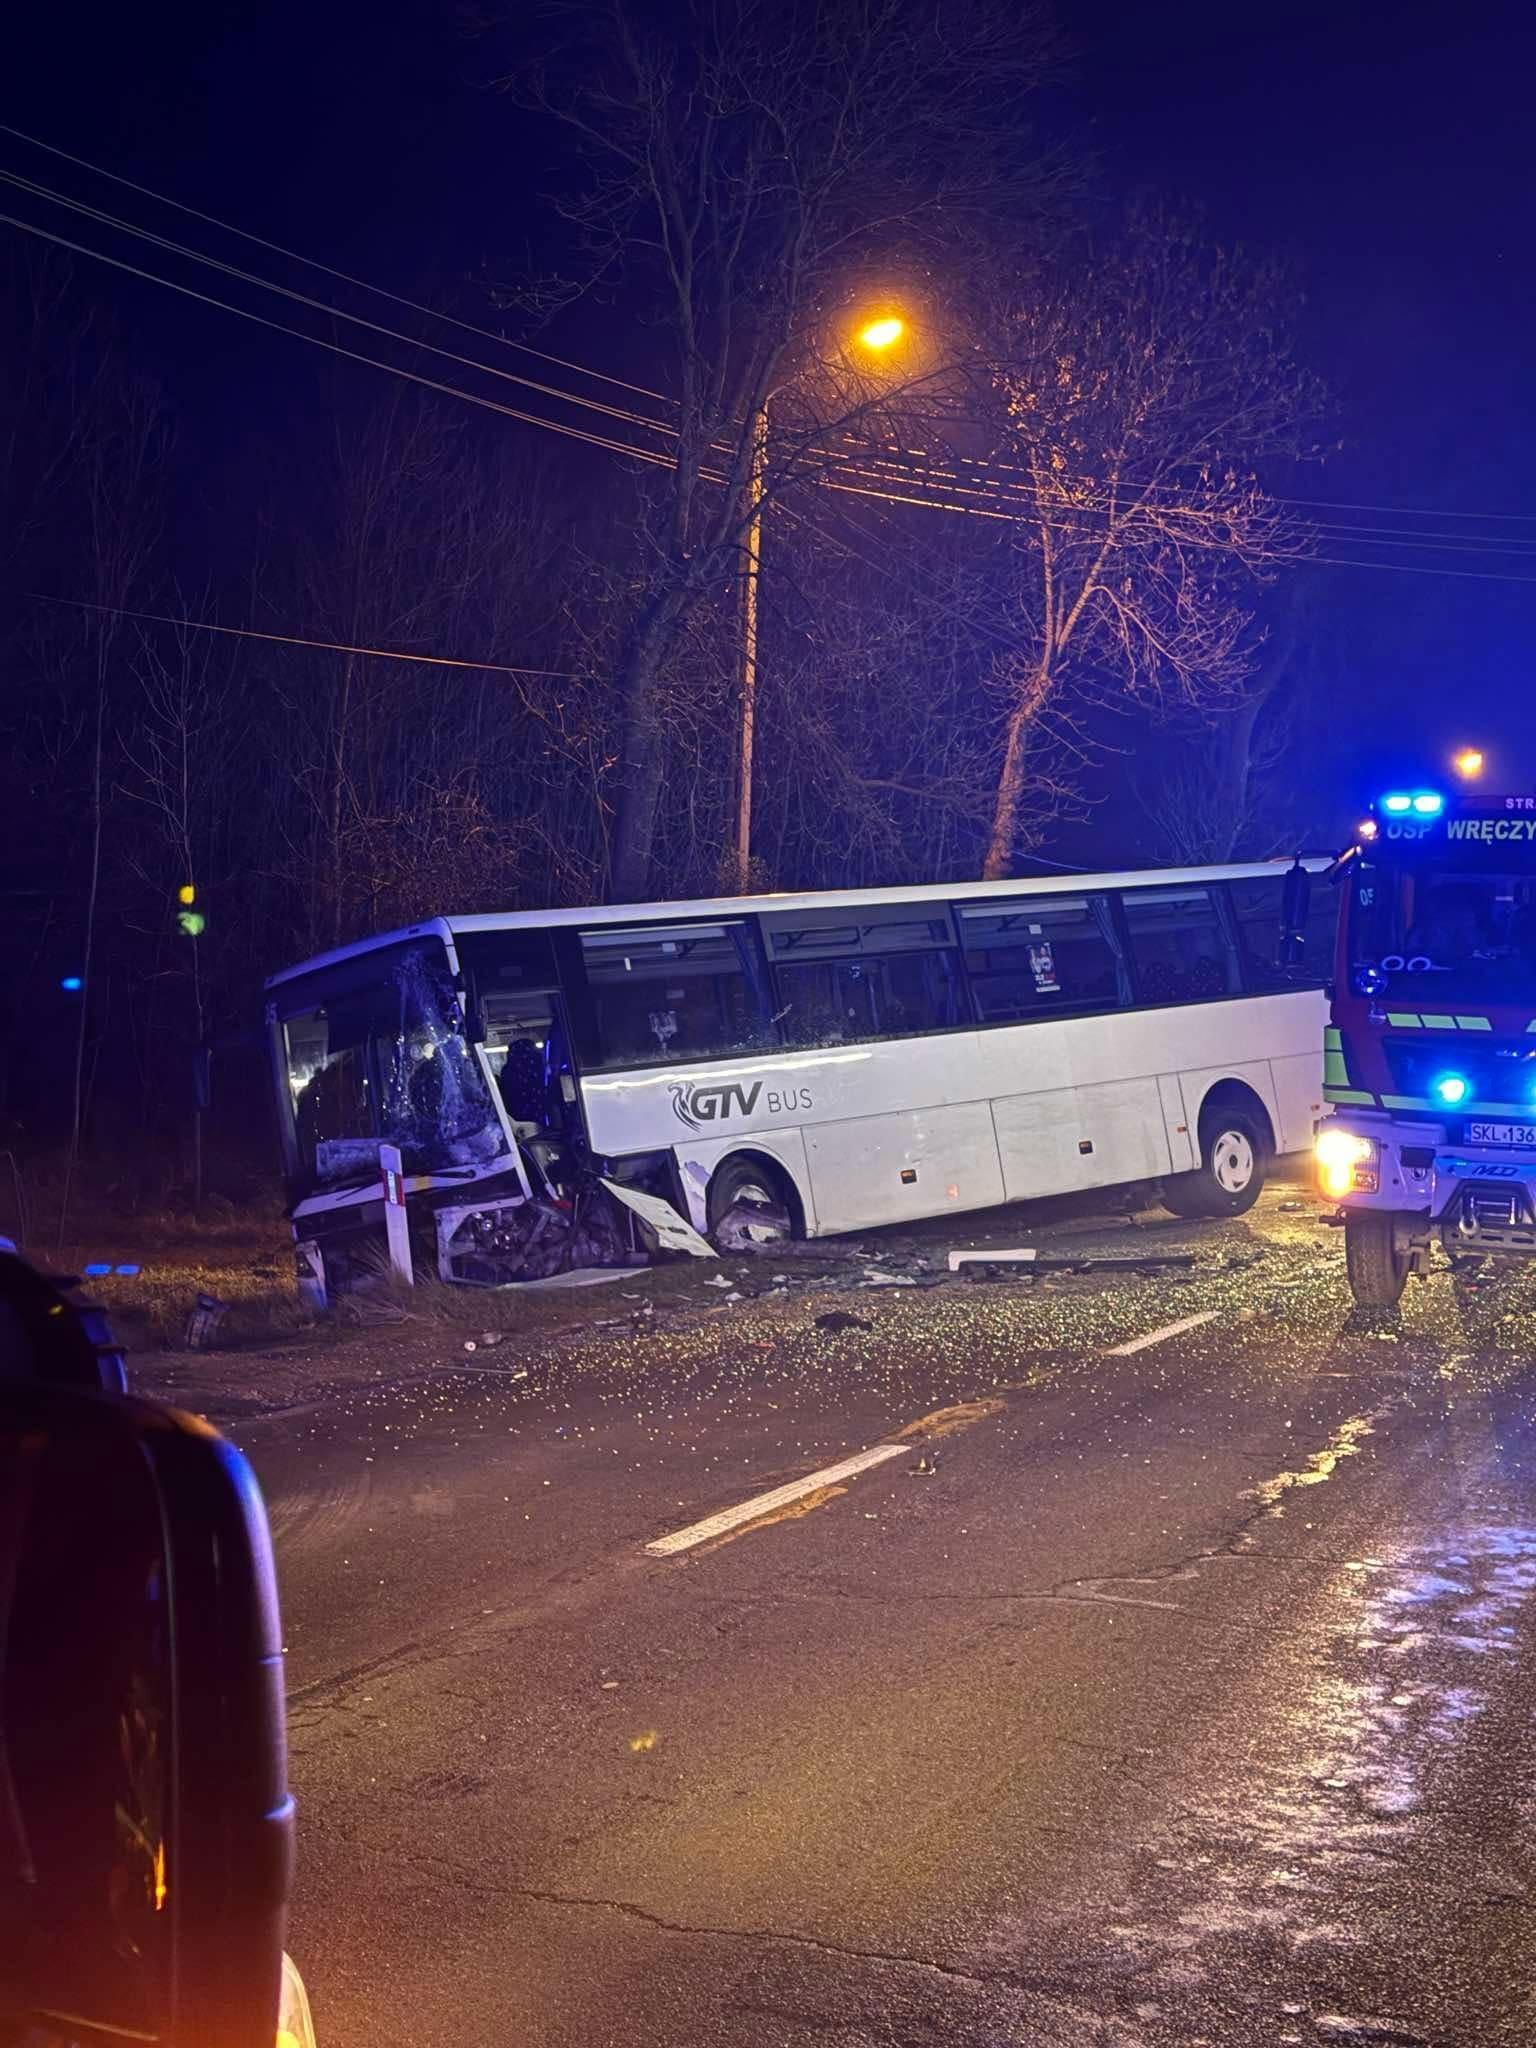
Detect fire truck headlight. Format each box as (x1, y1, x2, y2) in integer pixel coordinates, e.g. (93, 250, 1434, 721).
(1433, 1072, 1469, 1107)
(1316, 1127, 1377, 1198)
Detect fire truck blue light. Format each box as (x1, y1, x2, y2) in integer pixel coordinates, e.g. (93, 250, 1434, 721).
(1379, 791, 1444, 817)
(1433, 1072, 1469, 1106)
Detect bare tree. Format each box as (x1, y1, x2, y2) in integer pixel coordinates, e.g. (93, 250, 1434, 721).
(505, 0, 1067, 898)
(255, 390, 614, 945)
(1132, 576, 1331, 864)
(746, 502, 1006, 887)
(56, 375, 165, 1240)
(123, 602, 243, 1203)
(979, 209, 1325, 878)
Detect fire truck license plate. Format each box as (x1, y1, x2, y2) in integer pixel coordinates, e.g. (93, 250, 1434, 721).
(1466, 1122, 1536, 1147)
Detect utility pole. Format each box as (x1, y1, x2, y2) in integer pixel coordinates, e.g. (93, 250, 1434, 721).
(731, 402, 768, 891)
(728, 315, 905, 892)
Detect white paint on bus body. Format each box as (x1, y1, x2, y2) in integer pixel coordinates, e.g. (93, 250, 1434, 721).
(265, 858, 1331, 1245)
(581, 988, 1327, 1237)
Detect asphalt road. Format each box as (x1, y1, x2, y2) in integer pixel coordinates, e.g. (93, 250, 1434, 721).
(227, 1178, 1536, 2047)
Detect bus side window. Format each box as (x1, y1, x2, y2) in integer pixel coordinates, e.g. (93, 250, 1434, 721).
(578, 924, 772, 1067)
(959, 896, 1121, 1022)
(1121, 887, 1239, 1005)
(774, 947, 964, 1047)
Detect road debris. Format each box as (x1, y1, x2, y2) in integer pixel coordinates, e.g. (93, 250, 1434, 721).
(713, 1198, 793, 1252)
(814, 1309, 873, 1333)
(184, 1292, 229, 1349)
(601, 1178, 717, 1258)
(946, 1245, 1196, 1280)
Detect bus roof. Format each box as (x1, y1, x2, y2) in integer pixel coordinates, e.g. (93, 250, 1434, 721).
(264, 857, 1330, 991)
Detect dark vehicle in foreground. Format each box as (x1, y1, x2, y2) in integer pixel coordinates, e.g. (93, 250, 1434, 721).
(0, 1252, 311, 2048)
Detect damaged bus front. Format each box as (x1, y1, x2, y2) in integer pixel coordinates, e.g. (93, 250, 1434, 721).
(266, 922, 568, 1300)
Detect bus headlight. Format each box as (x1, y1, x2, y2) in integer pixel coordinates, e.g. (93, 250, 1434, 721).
(1316, 1126, 1378, 1198)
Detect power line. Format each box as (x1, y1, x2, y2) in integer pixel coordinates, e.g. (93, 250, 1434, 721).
(893, 434, 1536, 531)
(0, 167, 679, 442)
(7, 164, 1530, 562)
(11, 122, 1536, 543)
(826, 443, 1536, 555)
(13, 124, 1536, 547)
(11, 201, 1536, 588)
(0, 120, 677, 410)
(0, 209, 679, 470)
(30, 592, 583, 678)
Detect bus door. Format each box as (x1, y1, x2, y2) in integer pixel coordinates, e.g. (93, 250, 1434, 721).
(456, 932, 582, 1165)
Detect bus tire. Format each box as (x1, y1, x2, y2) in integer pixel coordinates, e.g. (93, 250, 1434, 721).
(1344, 1210, 1411, 1309)
(1162, 1105, 1267, 1219)
(706, 1153, 797, 1246)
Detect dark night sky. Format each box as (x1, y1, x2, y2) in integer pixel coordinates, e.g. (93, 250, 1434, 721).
(9, 0, 1536, 814)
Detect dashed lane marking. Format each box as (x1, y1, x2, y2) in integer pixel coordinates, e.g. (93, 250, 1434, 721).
(644, 1443, 909, 1557)
(1106, 1309, 1219, 1357)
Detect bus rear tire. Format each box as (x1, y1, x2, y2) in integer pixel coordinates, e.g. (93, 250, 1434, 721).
(1161, 1106, 1267, 1220)
(1344, 1210, 1411, 1309)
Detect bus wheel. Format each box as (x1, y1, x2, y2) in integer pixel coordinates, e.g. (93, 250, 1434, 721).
(1344, 1210, 1411, 1309)
(706, 1155, 796, 1248)
(1162, 1106, 1267, 1219)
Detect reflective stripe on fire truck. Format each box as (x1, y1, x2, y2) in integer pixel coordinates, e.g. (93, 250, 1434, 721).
(1381, 1012, 1494, 1031)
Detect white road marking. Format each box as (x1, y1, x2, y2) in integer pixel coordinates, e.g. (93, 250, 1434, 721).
(644, 1443, 910, 1556)
(1106, 1310, 1219, 1357)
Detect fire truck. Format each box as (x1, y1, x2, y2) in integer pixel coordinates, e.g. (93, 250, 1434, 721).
(1315, 752, 1536, 1305)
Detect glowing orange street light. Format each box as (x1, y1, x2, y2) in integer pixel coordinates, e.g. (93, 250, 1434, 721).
(1453, 746, 1485, 779)
(857, 315, 905, 351)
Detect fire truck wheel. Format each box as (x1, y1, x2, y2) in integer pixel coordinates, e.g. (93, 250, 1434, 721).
(1344, 1210, 1411, 1309)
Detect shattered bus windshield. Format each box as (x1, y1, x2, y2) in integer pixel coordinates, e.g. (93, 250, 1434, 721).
(276, 940, 508, 1187)
(1351, 860, 1536, 1005)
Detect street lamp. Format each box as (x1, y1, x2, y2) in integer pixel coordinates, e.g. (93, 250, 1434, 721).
(858, 315, 905, 351)
(731, 309, 909, 888)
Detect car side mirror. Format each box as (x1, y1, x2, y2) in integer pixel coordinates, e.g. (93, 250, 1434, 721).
(1279, 858, 1311, 967)
(0, 1383, 293, 2048)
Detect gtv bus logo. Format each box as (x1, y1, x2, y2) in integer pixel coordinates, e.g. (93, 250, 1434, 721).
(668, 1079, 815, 1131)
(669, 1080, 762, 1131)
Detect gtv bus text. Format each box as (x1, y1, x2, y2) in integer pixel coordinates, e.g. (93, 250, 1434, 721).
(669, 1080, 815, 1132)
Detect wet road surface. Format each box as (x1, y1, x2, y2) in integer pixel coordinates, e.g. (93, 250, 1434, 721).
(226, 1181, 1536, 2046)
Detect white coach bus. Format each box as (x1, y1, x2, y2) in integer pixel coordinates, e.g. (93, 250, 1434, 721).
(265, 861, 1333, 1289)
